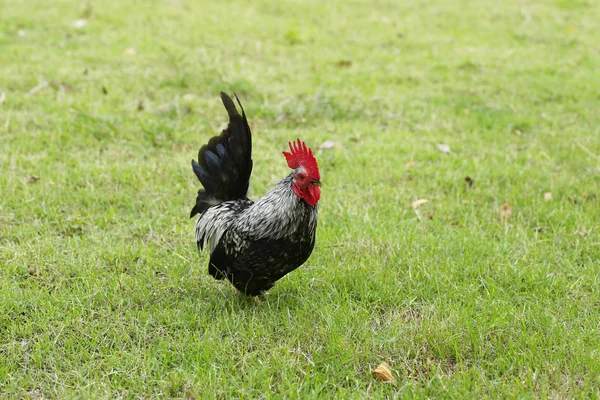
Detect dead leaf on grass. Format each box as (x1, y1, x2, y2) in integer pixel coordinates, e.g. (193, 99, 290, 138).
(335, 60, 352, 68)
(544, 192, 552, 202)
(28, 268, 37, 276)
(465, 176, 474, 187)
(499, 202, 512, 221)
(320, 140, 336, 150)
(72, 19, 87, 29)
(436, 143, 451, 154)
(26, 176, 40, 184)
(372, 362, 397, 385)
(412, 199, 428, 209)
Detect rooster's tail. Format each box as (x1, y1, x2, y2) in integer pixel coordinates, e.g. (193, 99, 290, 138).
(190, 92, 253, 218)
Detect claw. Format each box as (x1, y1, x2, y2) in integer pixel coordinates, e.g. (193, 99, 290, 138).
(249, 296, 262, 305)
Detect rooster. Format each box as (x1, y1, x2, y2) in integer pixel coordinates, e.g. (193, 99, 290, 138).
(190, 92, 321, 296)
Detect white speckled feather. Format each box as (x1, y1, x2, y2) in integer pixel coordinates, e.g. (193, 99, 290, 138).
(194, 173, 318, 253)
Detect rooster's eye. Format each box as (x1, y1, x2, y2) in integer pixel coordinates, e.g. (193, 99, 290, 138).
(297, 173, 305, 180)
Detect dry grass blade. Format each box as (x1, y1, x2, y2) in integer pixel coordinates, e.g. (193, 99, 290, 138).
(27, 81, 49, 95)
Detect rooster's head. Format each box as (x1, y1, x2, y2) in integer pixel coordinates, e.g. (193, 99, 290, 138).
(283, 139, 321, 207)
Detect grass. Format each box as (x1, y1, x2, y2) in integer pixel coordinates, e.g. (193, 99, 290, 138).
(1, 0, 600, 397)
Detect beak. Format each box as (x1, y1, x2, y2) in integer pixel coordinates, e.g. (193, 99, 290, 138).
(311, 179, 322, 187)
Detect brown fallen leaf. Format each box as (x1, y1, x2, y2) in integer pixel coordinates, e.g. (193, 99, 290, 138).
(28, 267, 37, 276)
(372, 362, 397, 385)
(465, 176, 474, 187)
(544, 192, 552, 202)
(137, 101, 144, 111)
(320, 140, 336, 150)
(26, 176, 40, 184)
(412, 199, 428, 209)
(499, 202, 512, 221)
(436, 143, 451, 154)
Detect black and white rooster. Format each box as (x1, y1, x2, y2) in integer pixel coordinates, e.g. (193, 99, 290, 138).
(190, 92, 322, 296)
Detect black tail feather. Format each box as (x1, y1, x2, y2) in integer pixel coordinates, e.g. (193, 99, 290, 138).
(190, 92, 253, 218)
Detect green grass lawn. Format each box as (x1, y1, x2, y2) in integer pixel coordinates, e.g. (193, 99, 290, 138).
(1, 0, 600, 397)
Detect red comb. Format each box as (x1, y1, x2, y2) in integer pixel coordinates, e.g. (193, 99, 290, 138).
(282, 139, 320, 178)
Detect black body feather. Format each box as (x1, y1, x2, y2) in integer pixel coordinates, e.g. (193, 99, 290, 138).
(208, 195, 316, 296)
